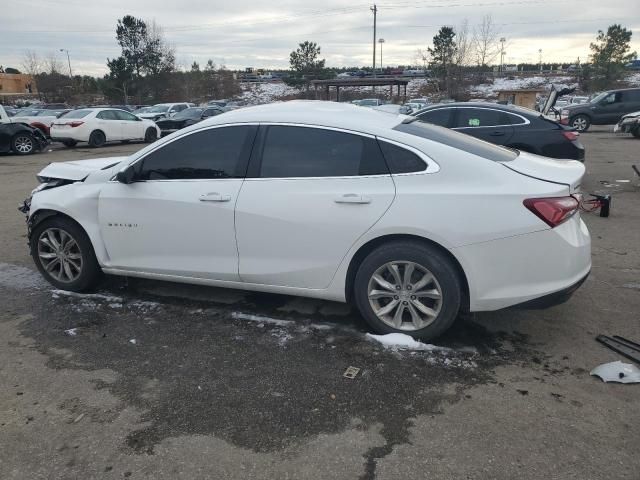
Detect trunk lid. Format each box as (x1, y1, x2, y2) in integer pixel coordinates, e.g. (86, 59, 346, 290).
(501, 150, 585, 193)
(37, 157, 128, 181)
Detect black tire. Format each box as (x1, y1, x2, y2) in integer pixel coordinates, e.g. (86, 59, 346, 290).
(30, 216, 102, 292)
(12, 132, 36, 155)
(88, 130, 106, 148)
(632, 128, 640, 139)
(353, 241, 462, 340)
(144, 127, 158, 143)
(62, 140, 77, 147)
(570, 114, 591, 132)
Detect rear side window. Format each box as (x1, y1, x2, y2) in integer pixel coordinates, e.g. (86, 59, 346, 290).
(417, 108, 452, 127)
(455, 108, 506, 128)
(62, 109, 91, 119)
(503, 112, 527, 125)
(622, 90, 640, 102)
(378, 140, 426, 173)
(258, 126, 388, 178)
(394, 121, 518, 162)
(136, 126, 255, 180)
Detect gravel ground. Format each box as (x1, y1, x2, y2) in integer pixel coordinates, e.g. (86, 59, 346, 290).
(0, 127, 639, 480)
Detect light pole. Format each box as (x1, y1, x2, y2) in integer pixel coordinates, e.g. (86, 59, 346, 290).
(378, 38, 385, 73)
(371, 4, 377, 78)
(499, 37, 506, 73)
(539, 49, 543, 72)
(59, 48, 73, 78)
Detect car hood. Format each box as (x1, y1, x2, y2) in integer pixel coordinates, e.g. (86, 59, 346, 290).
(621, 110, 640, 119)
(138, 112, 165, 119)
(502, 150, 585, 193)
(37, 157, 128, 181)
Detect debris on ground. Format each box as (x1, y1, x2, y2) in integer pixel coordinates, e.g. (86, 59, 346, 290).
(590, 361, 640, 384)
(366, 332, 451, 352)
(343, 366, 360, 379)
(596, 335, 640, 364)
(64, 328, 78, 336)
(129, 339, 137, 345)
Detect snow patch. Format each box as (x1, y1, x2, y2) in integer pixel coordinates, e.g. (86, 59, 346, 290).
(366, 333, 452, 353)
(231, 311, 295, 327)
(51, 289, 123, 303)
(0, 263, 47, 289)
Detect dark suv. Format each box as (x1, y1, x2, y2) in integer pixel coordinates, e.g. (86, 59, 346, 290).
(559, 88, 640, 132)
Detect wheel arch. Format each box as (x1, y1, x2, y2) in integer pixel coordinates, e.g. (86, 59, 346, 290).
(344, 233, 470, 311)
(29, 209, 87, 240)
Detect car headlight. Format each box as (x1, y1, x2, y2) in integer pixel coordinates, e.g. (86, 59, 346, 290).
(561, 109, 569, 116)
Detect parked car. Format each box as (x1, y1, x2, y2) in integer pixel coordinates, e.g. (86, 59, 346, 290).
(412, 102, 585, 160)
(155, 107, 225, 136)
(11, 109, 71, 137)
(625, 60, 640, 71)
(22, 101, 590, 340)
(559, 88, 640, 131)
(0, 123, 48, 155)
(569, 96, 589, 105)
(614, 110, 640, 137)
(136, 103, 194, 122)
(132, 106, 152, 116)
(50, 108, 161, 147)
(354, 98, 385, 107)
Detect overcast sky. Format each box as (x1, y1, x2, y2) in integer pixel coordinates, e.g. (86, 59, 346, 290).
(2, 0, 639, 76)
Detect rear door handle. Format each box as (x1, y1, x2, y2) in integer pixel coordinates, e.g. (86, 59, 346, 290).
(334, 194, 371, 204)
(199, 192, 231, 202)
(489, 131, 505, 136)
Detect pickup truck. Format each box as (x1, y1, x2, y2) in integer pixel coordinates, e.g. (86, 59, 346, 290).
(0, 105, 48, 155)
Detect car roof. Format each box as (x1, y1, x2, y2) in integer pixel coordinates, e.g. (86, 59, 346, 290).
(203, 100, 404, 133)
(414, 102, 540, 117)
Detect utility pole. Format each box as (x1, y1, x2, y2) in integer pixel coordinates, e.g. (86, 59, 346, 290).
(59, 48, 73, 78)
(371, 4, 377, 78)
(539, 48, 543, 72)
(379, 38, 385, 73)
(499, 37, 506, 74)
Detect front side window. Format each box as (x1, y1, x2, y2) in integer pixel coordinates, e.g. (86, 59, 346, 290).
(114, 110, 138, 121)
(136, 126, 255, 180)
(454, 108, 506, 128)
(417, 108, 452, 127)
(258, 126, 388, 178)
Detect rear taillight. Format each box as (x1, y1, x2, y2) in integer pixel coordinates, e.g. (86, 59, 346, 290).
(67, 121, 84, 127)
(562, 131, 579, 142)
(523, 196, 579, 228)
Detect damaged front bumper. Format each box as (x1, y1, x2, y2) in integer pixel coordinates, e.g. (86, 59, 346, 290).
(614, 116, 640, 134)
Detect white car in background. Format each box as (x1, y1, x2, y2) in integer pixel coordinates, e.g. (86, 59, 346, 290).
(23, 101, 590, 340)
(136, 103, 194, 122)
(50, 108, 160, 147)
(10, 109, 71, 136)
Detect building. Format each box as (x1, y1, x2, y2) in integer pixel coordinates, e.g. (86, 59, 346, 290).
(497, 89, 543, 110)
(0, 73, 37, 98)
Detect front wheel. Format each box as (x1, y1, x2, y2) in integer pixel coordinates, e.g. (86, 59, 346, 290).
(30, 217, 102, 291)
(353, 241, 462, 340)
(144, 127, 158, 143)
(88, 130, 106, 148)
(570, 114, 590, 132)
(632, 127, 640, 139)
(12, 133, 35, 155)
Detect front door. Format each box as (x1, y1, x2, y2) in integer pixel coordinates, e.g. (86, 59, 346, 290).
(115, 109, 145, 140)
(98, 125, 257, 280)
(95, 110, 122, 141)
(235, 125, 395, 289)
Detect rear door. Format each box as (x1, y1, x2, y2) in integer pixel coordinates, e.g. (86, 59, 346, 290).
(235, 125, 395, 288)
(453, 107, 514, 145)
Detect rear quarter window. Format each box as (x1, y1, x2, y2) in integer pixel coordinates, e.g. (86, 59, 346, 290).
(394, 121, 518, 162)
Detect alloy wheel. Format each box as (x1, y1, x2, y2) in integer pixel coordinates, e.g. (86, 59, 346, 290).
(572, 117, 587, 131)
(37, 228, 83, 283)
(14, 135, 34, 154)
(367, 261, 443, 331)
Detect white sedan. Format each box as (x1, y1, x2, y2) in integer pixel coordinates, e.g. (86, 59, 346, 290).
(50, 108, 161, 147)
(22, 101, 591, 339)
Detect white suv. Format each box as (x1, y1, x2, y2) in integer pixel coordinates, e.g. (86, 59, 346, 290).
(136, 103, 194, 121)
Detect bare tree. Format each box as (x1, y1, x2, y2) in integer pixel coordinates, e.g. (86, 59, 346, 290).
(22, 50, 42, 75)
(473, 14, 500, 68)
(43, 52, 63, 74)
(454, 20, 473, 66)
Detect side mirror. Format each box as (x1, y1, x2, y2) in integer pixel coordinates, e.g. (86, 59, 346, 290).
(135, 116, 142, 121)
(115, 166, 136, 184)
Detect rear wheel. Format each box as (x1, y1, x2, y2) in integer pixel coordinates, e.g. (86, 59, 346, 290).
(570, 114, 590, 132)
(62, 140, 77, 147)
(30, 217, 102, 291)
(88, 130, 106, 147)
(12, 133, 35, 155)
(144, 127, 158, 143)
(353, 241, 462, 340)
(632, 127, 640, 139)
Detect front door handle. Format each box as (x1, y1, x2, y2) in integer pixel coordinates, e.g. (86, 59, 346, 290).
(199, 192, 231, 202)
(489, 131, 505, 137)
(334, 194, 371, 204)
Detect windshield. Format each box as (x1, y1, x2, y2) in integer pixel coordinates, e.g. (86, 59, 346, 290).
(15, 109, 41, 117)
(173, 108, 204, 119)
(394, 120, 518, 162)
(590, 92, 609, 104)
(148, 105, 170, 113)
